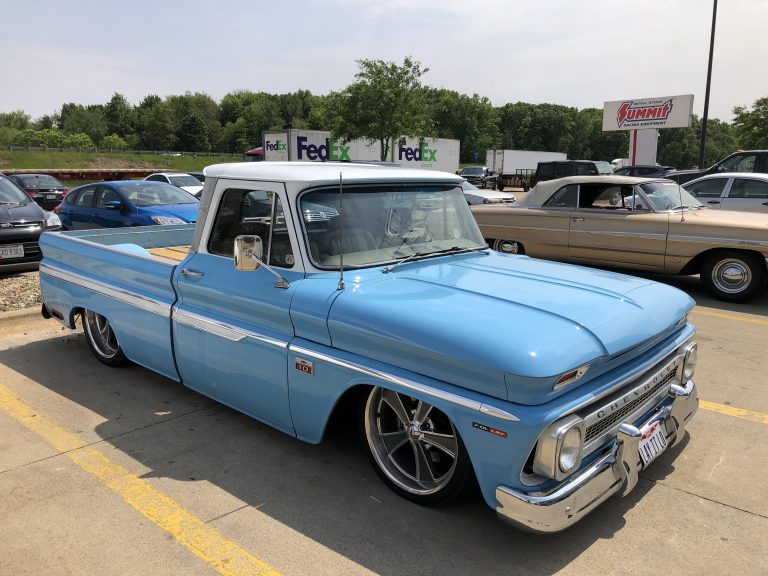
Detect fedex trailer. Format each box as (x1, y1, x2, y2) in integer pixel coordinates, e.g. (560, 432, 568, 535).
(264, 129, 460, 173)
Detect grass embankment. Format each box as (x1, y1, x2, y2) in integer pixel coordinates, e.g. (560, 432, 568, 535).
(0, 150, 241, 173)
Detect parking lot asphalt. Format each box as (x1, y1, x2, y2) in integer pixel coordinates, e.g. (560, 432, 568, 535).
(1, 283, 767, 575)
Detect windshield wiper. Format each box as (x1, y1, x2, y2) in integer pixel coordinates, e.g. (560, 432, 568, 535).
(0, 201, 19, 205)
(382, 245, 488, 274)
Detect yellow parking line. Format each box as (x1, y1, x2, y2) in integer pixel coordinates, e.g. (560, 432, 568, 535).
(700, 400, 768, 425)
(0, 383, 282, 576)
(691, 308, 768, 326)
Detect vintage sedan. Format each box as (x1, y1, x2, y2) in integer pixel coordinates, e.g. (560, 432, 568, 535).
(471, 175, 768, 303)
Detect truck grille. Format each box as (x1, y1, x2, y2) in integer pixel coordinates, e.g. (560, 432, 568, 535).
(584, 369, 676, 443)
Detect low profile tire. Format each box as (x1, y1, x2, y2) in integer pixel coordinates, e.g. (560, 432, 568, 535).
(492, 239, 525, 255)
(700, 251, 767, 303)
(83, 310, 128, 367)
(359, 386, 472, 506)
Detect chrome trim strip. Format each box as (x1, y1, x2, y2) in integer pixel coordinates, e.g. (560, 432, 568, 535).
(172, 307, 288, 348)
(39, 263, 171, 317)
(290, 344, 519, 422)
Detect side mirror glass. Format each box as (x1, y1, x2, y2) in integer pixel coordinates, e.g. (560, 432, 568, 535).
(234, 235, 262, 271)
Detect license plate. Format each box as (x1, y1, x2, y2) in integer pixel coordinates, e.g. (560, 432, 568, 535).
(45, 194, 58, 200)
(639, 421, 667, 466)
(0, 244, 24, 259)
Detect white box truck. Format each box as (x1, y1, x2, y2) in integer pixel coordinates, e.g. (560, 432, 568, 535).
(264, 129, 460, 173)
(486, 149, 567, 188)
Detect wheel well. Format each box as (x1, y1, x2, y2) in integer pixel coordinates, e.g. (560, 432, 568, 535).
(69, 306, 84, 329)
(323, 384, 372, 441)
(679, 248, 768, 276)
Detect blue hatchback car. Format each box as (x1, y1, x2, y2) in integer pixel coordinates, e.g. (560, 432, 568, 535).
(57, 180, 199, 230)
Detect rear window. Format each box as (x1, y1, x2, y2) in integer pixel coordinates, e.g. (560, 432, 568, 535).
(537, 163, 555, 177)
(16, 174, 65, 188)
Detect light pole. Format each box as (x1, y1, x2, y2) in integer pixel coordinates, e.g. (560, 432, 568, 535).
(699, 0, 718, 168)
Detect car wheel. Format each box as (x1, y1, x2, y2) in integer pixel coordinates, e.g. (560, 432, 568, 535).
(492, 239, 525, 255)
(700, 251, 767, 303)
(83, 310, 128, 367)
(360, 386, 472, 505)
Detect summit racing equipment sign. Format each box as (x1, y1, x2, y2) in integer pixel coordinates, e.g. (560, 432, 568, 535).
(602, 95, 693, 131)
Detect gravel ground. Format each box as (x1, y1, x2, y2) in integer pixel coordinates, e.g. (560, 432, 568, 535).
(0, 270, 42, 312)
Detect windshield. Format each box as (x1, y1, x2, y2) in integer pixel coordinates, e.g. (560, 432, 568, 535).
(300, 185, 486, 269)
(638, 181, 704, 210)
(169, 175, 203, 187)
(120, 182, 199, 206)
(15, 174, 65, 188)
(0, 177, 31, 204)
(595, 161, 614, 175)
(461, 167, 484, 175)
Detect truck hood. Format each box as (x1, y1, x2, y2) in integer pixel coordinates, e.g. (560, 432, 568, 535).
(327, 252, 693, 404)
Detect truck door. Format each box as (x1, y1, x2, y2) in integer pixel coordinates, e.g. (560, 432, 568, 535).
(172, 180, 302, 433)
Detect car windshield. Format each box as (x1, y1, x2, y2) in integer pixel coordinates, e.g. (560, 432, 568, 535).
(595, 162, 614, 175)
(16, 174, 64, 188)
(638, 181, 704, 210)
(120, 182, 200, 206)
(169, 175, 202, 187)
(300, 185, 487, 269)
(0, 177, 30, 204)
(461, 167, 484, 175)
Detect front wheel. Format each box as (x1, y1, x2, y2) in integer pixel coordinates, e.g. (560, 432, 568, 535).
(492, 239, 525, 255)
(700, 251, 767, 303)
(83, 310, 128, 367)
(360, 387, 472, 505)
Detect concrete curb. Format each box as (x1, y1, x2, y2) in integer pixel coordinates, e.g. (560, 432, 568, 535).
(0, 306, 42, 325)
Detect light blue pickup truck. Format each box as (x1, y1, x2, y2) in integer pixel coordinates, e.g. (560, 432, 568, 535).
(39, 162, 699, 532)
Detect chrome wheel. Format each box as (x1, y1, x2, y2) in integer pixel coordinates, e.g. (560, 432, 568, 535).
(363, 387, 463, 497)
(710, 258, 752, 295)
(493, 239, 523, 254)
(83, 310, 127, 366)
(701, 251, 766, 303)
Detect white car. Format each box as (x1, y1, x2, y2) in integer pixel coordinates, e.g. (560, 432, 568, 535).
(683, 173, 768, 213)
(144, 172, 204, 198)
(461, 180, 516, 205)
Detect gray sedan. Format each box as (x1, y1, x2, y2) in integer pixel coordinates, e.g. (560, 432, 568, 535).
(683, 173, 768, 213)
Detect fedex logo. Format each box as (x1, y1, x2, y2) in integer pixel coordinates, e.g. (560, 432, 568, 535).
(297, 136, 350, 161)
(265, 140, 287, 152)
(617, 99, 673, 128)
(398, 143, 437, 162)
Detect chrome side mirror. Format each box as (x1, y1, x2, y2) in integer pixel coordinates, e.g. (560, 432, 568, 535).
(234, 235, 262, 271)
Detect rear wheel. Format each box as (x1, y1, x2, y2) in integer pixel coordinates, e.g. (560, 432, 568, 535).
(492, 239, 525, 255)
(700, 251, 767, 303)
(359, 386, 472, 505)
(83, 310, 128, 367)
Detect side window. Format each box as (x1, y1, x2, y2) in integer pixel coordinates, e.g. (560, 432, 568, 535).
(537, 163, 555, 178)
(543, 184, 578, 208)
(146, 175, 163, 182)
(555, 163, 573, 177)
(686, 178, 727, 198)
(579, 184, 634, 209)
(75, 186, 96, 207)
(208, 189, 293, 268)
(729, 179, 768, 199)
(718, 154, 756, 173)
(575, 163, 595, 176)
(95, 186, 122, 209)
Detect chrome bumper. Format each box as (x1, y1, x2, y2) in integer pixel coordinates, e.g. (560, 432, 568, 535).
(496, 379, 698, 533)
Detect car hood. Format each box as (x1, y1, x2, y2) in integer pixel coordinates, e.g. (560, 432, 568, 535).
(139, 203, 199, 222)
(326, 252, 693, 405)
(180, 185, 203, 195)
(0, 200, 45, 223)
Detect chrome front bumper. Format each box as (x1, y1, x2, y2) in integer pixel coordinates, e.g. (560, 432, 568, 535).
(496, 379, 698, 533)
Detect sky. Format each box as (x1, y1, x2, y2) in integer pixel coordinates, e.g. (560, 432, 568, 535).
(1, 0, 767, 123)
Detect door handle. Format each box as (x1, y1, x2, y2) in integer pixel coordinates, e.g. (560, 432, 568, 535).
(571, 217, 584, 222)
(181, 269, 204, 278)
(707, 200, 721, 204)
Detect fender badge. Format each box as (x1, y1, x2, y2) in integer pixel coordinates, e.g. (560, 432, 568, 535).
(473, 422, 507, 438)
(295, 358, 314, 375)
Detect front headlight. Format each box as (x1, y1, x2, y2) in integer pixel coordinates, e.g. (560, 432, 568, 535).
(45, 211, 61, 228)
(682, 342, 698, 381)
(150, 216, 185, 225)
(532, 414, 585, 480)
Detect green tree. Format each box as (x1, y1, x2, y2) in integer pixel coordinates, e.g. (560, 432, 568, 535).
(427, 88, 499, 162)
(104, 93, 135, 139)
(59, 103, 107, 144)
(135, 96, 176, 150)
(326, 57, 432, 161)
(0, 110, 31, 129)
(64, 133, 95, 148)
(176, 110, 210, 152)
(733, 97, 768, 149)
(102, 133, 128, 150)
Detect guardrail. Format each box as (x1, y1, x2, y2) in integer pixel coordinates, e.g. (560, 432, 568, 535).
(0, 145, 240, 157)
